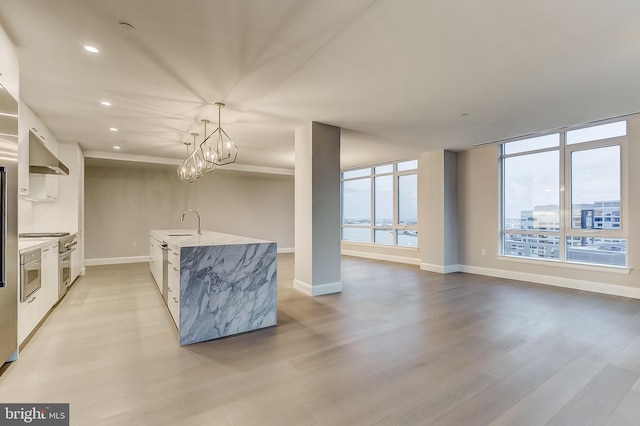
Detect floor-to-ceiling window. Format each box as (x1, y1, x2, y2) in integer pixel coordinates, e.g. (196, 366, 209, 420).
(341, 160, 418, 247)
(501, 120, 626, 267)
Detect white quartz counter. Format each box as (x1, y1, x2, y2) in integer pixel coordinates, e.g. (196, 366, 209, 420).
(150, 229, 273, 248)
(18, 238, 58, 254)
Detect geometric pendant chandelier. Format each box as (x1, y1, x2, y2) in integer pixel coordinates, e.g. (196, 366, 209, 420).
(177, 102, 238, 183)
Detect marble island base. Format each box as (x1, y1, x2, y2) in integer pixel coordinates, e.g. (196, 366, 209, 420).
(150, 230, 277, 345)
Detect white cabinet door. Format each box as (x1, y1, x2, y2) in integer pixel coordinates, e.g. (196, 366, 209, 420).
(167, 244, 180, 328)
(149, 235, 162, 289)
(18, 131, 29, 195)
(167, 270, 180, 328)
(70, 237, 80, 284)
(40, 242, 58, 314)
(27, 174, 58, 201)
(18, 291, 41, 345)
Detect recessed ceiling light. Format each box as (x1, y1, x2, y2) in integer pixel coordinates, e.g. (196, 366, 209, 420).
(109, 127, 118, 132)
(84, 45, 99, 53)
(101, 101, 111, 107)
(113, 146, 121, 150)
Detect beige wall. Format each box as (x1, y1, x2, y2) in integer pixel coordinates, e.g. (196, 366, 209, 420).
(457, 116, 640, 290)
(85, 164, 294, 260)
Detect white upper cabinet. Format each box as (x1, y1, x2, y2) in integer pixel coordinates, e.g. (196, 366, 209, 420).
(26, 174, 58, 201)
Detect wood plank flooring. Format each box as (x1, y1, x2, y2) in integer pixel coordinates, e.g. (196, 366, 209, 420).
(1, 255, 640, 425)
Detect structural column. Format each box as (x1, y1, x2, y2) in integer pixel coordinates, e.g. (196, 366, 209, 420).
(294, 122, 342, 296)
(419, 149, 459, 273)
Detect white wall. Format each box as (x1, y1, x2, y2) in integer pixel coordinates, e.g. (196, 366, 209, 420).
(84, 163, 294, 261)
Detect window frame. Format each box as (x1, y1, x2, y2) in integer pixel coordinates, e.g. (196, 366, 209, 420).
(500, 120, 627, 267)
(341, 160, 418, 247)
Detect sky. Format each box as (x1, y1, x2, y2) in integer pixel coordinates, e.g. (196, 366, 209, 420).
(504, 145, 620, 219)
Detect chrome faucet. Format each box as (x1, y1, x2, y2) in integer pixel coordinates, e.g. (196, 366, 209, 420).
(181, 209, 202, 235)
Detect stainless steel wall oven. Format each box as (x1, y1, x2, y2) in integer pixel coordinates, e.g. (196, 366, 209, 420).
(58, 234, 77, 299)
(20, 249, 41, 303)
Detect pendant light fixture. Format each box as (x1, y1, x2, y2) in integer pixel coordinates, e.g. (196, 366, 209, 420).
(177, 141, 192, 182)
(201, 102, 238, 166)
(197, 119, 216, 173)
(177, 135, 205, 183)
(177, 102, 238, 183)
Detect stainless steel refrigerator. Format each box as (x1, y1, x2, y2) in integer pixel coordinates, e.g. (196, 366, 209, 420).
(0, 82, 19, 363)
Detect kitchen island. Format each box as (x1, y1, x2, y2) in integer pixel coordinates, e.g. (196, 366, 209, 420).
(150, 229, 277, 345)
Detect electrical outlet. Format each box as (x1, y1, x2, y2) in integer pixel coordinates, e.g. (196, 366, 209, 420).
(481, 249, 486, 256)
(132, 242, 137, 248)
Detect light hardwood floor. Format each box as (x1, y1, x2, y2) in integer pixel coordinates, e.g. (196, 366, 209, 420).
(1, 255, 640, 425)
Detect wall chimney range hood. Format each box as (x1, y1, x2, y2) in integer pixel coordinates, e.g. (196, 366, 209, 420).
(29, 131, 69, 175)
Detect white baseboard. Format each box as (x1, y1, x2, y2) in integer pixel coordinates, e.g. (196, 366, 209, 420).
(420, 263, 461, 274)
(85, 256, 150, 266)
(293, 279, 342, 296)
(278, 247, 295, 254)
(460, 264, 640, 300)
(341, 249, 421, 265)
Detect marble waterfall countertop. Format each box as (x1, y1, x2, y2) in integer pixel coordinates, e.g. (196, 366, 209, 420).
(151, 229, 272, 248)
(150, 229, 277, 345)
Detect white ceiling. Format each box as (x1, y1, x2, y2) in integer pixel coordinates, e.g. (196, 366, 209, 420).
(2, 0, 640, 170)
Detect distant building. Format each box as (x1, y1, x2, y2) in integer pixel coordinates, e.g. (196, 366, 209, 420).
(505, 201, 625, 266)
(592, 200, 621, 230)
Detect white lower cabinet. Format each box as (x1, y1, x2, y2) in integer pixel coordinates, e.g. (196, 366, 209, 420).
(167, 244, 180, 327)
(18, 290, 41, 345)
(71, 231, 81, 283)
(149, 235, 162, 290)
(149, 233, 180, 328)
(18, 241, 58, 345)
(40, 242, 59, 316)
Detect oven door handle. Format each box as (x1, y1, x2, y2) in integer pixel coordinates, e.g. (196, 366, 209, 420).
(60, 248, 76, 256)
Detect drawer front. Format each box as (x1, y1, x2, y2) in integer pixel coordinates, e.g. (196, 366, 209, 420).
(168, 292, 179, 328)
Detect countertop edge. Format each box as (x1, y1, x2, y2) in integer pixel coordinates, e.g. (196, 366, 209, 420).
(150, 229, 276, 248)
(18, 238, 58, 254)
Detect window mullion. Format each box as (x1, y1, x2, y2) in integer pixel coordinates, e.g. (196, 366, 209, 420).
(393, 169, 398, 245)
(560, 132, 568, 261)
(370, 174, 375, 244)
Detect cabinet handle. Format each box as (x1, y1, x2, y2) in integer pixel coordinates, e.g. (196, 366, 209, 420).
(172, 251, 178, 256)
(168, 261, 172, 265)
(173, 297, 179, 303)
(28, 296, 36, 303)
(172, 267, 178, 272)
(43, 249, 49, 252)
(168, 288, 172, 292)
